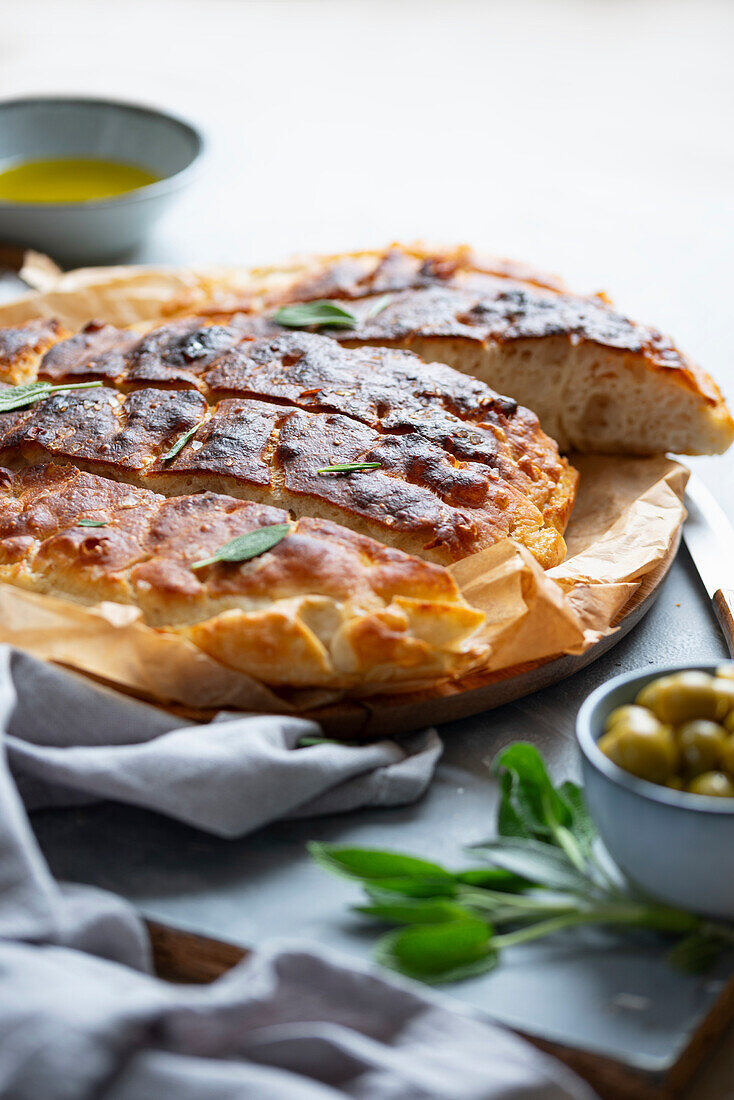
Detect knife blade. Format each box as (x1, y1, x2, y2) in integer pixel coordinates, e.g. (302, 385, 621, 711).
(683, 474, 734, 657)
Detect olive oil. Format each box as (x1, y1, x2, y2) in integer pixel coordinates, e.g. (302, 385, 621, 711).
(0, 158, 160, 203)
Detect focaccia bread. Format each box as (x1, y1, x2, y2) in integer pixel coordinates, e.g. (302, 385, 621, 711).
(0, 328, 576, 569)
(0, 464, 485, 689)
(229, 244, 734, 456)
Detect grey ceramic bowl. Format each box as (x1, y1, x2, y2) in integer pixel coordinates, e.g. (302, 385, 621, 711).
(0, 96, 204, 265)
(577, 662, 734, 919)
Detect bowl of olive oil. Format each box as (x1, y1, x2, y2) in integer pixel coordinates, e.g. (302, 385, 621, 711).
(0, 96, 204, 265)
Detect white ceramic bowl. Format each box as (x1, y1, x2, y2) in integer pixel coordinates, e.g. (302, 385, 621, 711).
(577, 663, 734, 919)
(0, 96, 204, 265)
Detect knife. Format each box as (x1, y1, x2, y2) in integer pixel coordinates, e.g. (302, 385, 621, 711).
(683, 474, 734, 657)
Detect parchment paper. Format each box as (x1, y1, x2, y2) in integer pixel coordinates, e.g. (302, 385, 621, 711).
(0, 261, 688, 712)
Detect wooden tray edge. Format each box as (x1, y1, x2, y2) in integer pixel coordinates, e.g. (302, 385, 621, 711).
(146, 913, 733, 1100)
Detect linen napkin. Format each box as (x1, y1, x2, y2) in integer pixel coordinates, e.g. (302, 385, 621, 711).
(0, 644, 596, 1098)
(1, 647, 441, 834)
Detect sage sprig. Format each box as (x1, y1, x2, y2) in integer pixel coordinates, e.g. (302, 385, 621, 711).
(0, 379, 103, 413)
(162, 423, 200, 463)
(191, 522, 291, 570)
(272, 294, 393, 331)
(309, 743, 734, 984)
(317, 462, 381, 474)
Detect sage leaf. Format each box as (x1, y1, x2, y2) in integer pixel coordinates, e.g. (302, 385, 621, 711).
(375, 919, 498, 984)
(455, 868, 528, 892)
(469, 838, 592, 894)
(354, 898, 473, 925)
(494, 742, 572, 841)
(363, 879, 459, 899)
(162, 423, 200, 463)
(0, 379, 103, 413)
(273, 300, 359, 330)
(308, 843, 453, 883)
(191, 523, 291, 570)
(77, 519, 108, 528)
(558, 780, 596, 855)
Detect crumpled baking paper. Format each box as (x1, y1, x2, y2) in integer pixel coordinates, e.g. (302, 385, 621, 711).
(0, 261, 688, 717)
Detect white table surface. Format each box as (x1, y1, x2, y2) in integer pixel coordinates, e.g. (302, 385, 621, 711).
(3, 1, 733, 1095)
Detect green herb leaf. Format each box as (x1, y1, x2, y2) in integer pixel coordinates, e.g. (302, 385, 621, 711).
(354, 898, 474, 925)
(191, 523, 292, 570)
(494, 742, 572, 842)
(668, 929, 728, 974)
(0, 379, 103, 413)
(455, 868, 529, 892)
(469, 838, 592, 894)
(374, 919, 498, 984)
(363, 879, 459, 899)
(317, 462, 381, 474)
(273, 300, 359, 330)
(309, 744, 725, 988)
(364, 293, 394, 320)
(162, 423, 200, 463)
(308, 843, 453, 883)
(558, 780, 597, 856)
(77, 519, 108, 528)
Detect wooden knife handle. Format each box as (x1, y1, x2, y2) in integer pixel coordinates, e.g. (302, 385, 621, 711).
(713, 588, 734, 658)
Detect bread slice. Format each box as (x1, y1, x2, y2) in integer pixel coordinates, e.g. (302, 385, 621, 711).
(233, 244, 734, 456)
(0, 463, 485, 690)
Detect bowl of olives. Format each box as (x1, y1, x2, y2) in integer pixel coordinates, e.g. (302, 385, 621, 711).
(577, 663, 734, 919)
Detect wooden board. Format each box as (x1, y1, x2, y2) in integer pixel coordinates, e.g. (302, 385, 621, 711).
(307, 530, 681, 738)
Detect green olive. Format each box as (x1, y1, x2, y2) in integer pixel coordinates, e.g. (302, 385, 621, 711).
(712, 677, 734, 719)
(686, 771, 734, 798)
(716, 663, 734, 681)
(636, 671, 719, 724)
(725, 711, 734, 736)
(666, 775, 684, 790)
(598, 722, 678, 783)
(719, 736, 734, 778)
(676, 719, 727, 776)
(604, 705, 661, 735)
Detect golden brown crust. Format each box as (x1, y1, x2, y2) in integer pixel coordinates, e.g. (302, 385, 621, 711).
(248, 244, 567, 303)
(0, 463, 485, 688)
(0, 386, 207, 474)
(245, 245, 707, 382)
(228, 244, 733, 455)
(0, 333, 576, 568)
(0, 318, 67, 385)
(0, 248, 613, 691)
(38, 318, 245, 390)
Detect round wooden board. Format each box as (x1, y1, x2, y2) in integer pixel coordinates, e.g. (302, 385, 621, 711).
(305, 529, 682, 739)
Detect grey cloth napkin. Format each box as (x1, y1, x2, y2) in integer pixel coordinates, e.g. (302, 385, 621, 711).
(0, 645, 597, 1099)
(1, 647, 442, 835)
